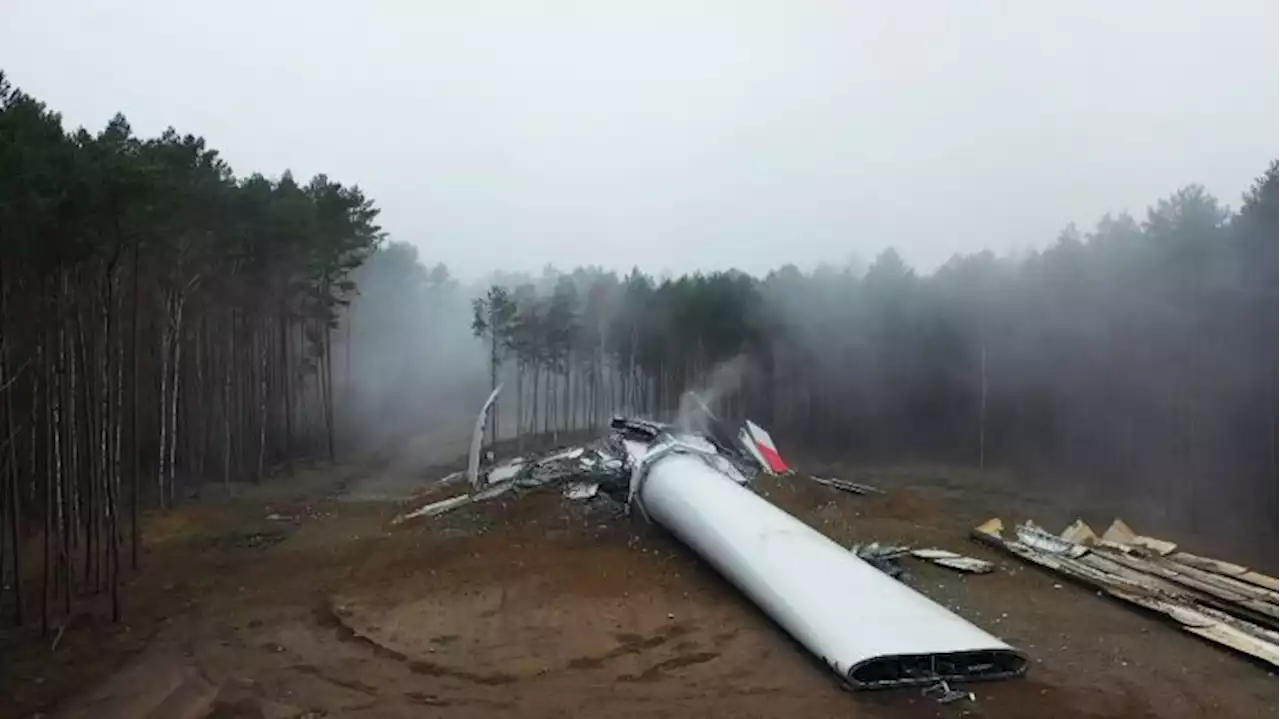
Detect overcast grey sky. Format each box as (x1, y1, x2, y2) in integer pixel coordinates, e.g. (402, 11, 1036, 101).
(2, 1, 1275, 279)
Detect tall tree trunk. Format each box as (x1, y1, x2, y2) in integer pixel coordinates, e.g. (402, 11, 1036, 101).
(223, 309, 234, 492)
(323, 321, 335, 463)
(42, 334, 52, 635)
(257, 323, 268, 480)
(110, 270, 123, 622)
(488, 322, 499, 446)
(129, 234, 141, 570)
(157, 295, 171, 509)
(515, 360, 524, 453)
(0, 261, 21, 624)
(56, 279, 71, 616)
(167, 296, 184, 503)
(279, 306, 292, 471)
(193, 316, 204, 484)
(979, 343, 988, 469)
(530, 363, 539, 443)
(563, 361, 571, 433)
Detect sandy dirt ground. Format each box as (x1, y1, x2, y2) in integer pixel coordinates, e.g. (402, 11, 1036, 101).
(1, 446, 1275, 719)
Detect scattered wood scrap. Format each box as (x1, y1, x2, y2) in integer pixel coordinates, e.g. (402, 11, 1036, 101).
(972, 517, 1278, 667)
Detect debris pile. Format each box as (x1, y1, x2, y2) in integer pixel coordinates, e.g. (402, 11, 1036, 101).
(974, 517, 1278, 667)
(391, 385, 1026, 693)
(394, 411, 775, 524)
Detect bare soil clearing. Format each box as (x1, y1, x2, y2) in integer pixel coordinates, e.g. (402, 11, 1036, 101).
(2, 455, 1275, 719)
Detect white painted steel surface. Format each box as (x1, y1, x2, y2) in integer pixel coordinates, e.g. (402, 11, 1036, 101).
(633, 446, 1025, 688)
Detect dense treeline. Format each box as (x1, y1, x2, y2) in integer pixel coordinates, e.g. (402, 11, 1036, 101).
(0, 74, 382, 630)
(471, 165, 1277, 535)
(3, 66, 1273, 633)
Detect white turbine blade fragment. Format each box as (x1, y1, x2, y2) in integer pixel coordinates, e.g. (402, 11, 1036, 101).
(466, 385, 503, 491)
(633, 450, 1026, 689)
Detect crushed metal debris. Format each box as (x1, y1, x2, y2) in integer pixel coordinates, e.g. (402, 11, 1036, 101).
(562, 482, 599, 501)
(851, 542, 912, 579)
(391, 386, 1026, 693)
(974, 517, 1279, 667)
(922, 679, 974, 704)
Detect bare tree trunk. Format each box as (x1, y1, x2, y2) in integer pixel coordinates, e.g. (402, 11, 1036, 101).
(97, 275, 112, 594)
(110, 270, 123, 622)
(515, 359, 524, 453)
(279, 307, 292, 471)
(42, 336, 52, 635)
(67, 296, 82, 577)
(193, 316, 204, 483)
(323, 321, 335, 462)
(566, 356, 574, 432)
(223, 309, 233, 492)
(157, 295, 171, 509)
(55, 282, 71, 616)
(129, 235, 141, 570)
(530, 363, 540, 442)
(167, 296, 185, 503)
(488, 321, 499, 447)
(1264, 358, 1274, 491)
(979, 343, 988, 469)
(0, 261, 21, 623)
(257, 323, 268, 480)
(628, 327, 638, 412)
(551, 370, 559, 444)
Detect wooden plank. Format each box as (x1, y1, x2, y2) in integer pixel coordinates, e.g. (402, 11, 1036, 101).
(1161, 557, 1280, 605)
(1240, 571, 1280, 592)
(1171, 551, 1249, 577)
(1103, 551, 1278, 624)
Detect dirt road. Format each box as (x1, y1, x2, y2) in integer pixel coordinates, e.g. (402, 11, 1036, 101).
(1, 455, 1274, 718)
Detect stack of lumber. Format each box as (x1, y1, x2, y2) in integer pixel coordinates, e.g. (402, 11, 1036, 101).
(973, 517, 1278, 667)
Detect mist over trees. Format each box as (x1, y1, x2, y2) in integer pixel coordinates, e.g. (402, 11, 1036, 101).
(1, 66, 1274, 633)
(0, 74, 381, 630)
(469, 164, 1278, 540)
(333, 241, 484, 455)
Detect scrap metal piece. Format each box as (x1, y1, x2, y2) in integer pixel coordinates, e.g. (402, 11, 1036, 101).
(1015, 522, 1088, 558)
(922, 679, 974, 704)
(487, 459, 525, 484)
(630, 445, 1027, 689)
(912, 549, 995, 574)
(852, 542, 912, 579)
(737, 419, 790, 475)
(933, 556, 996, 574)
(563, 482, 599, 501)
(609, 416, 666, 441)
